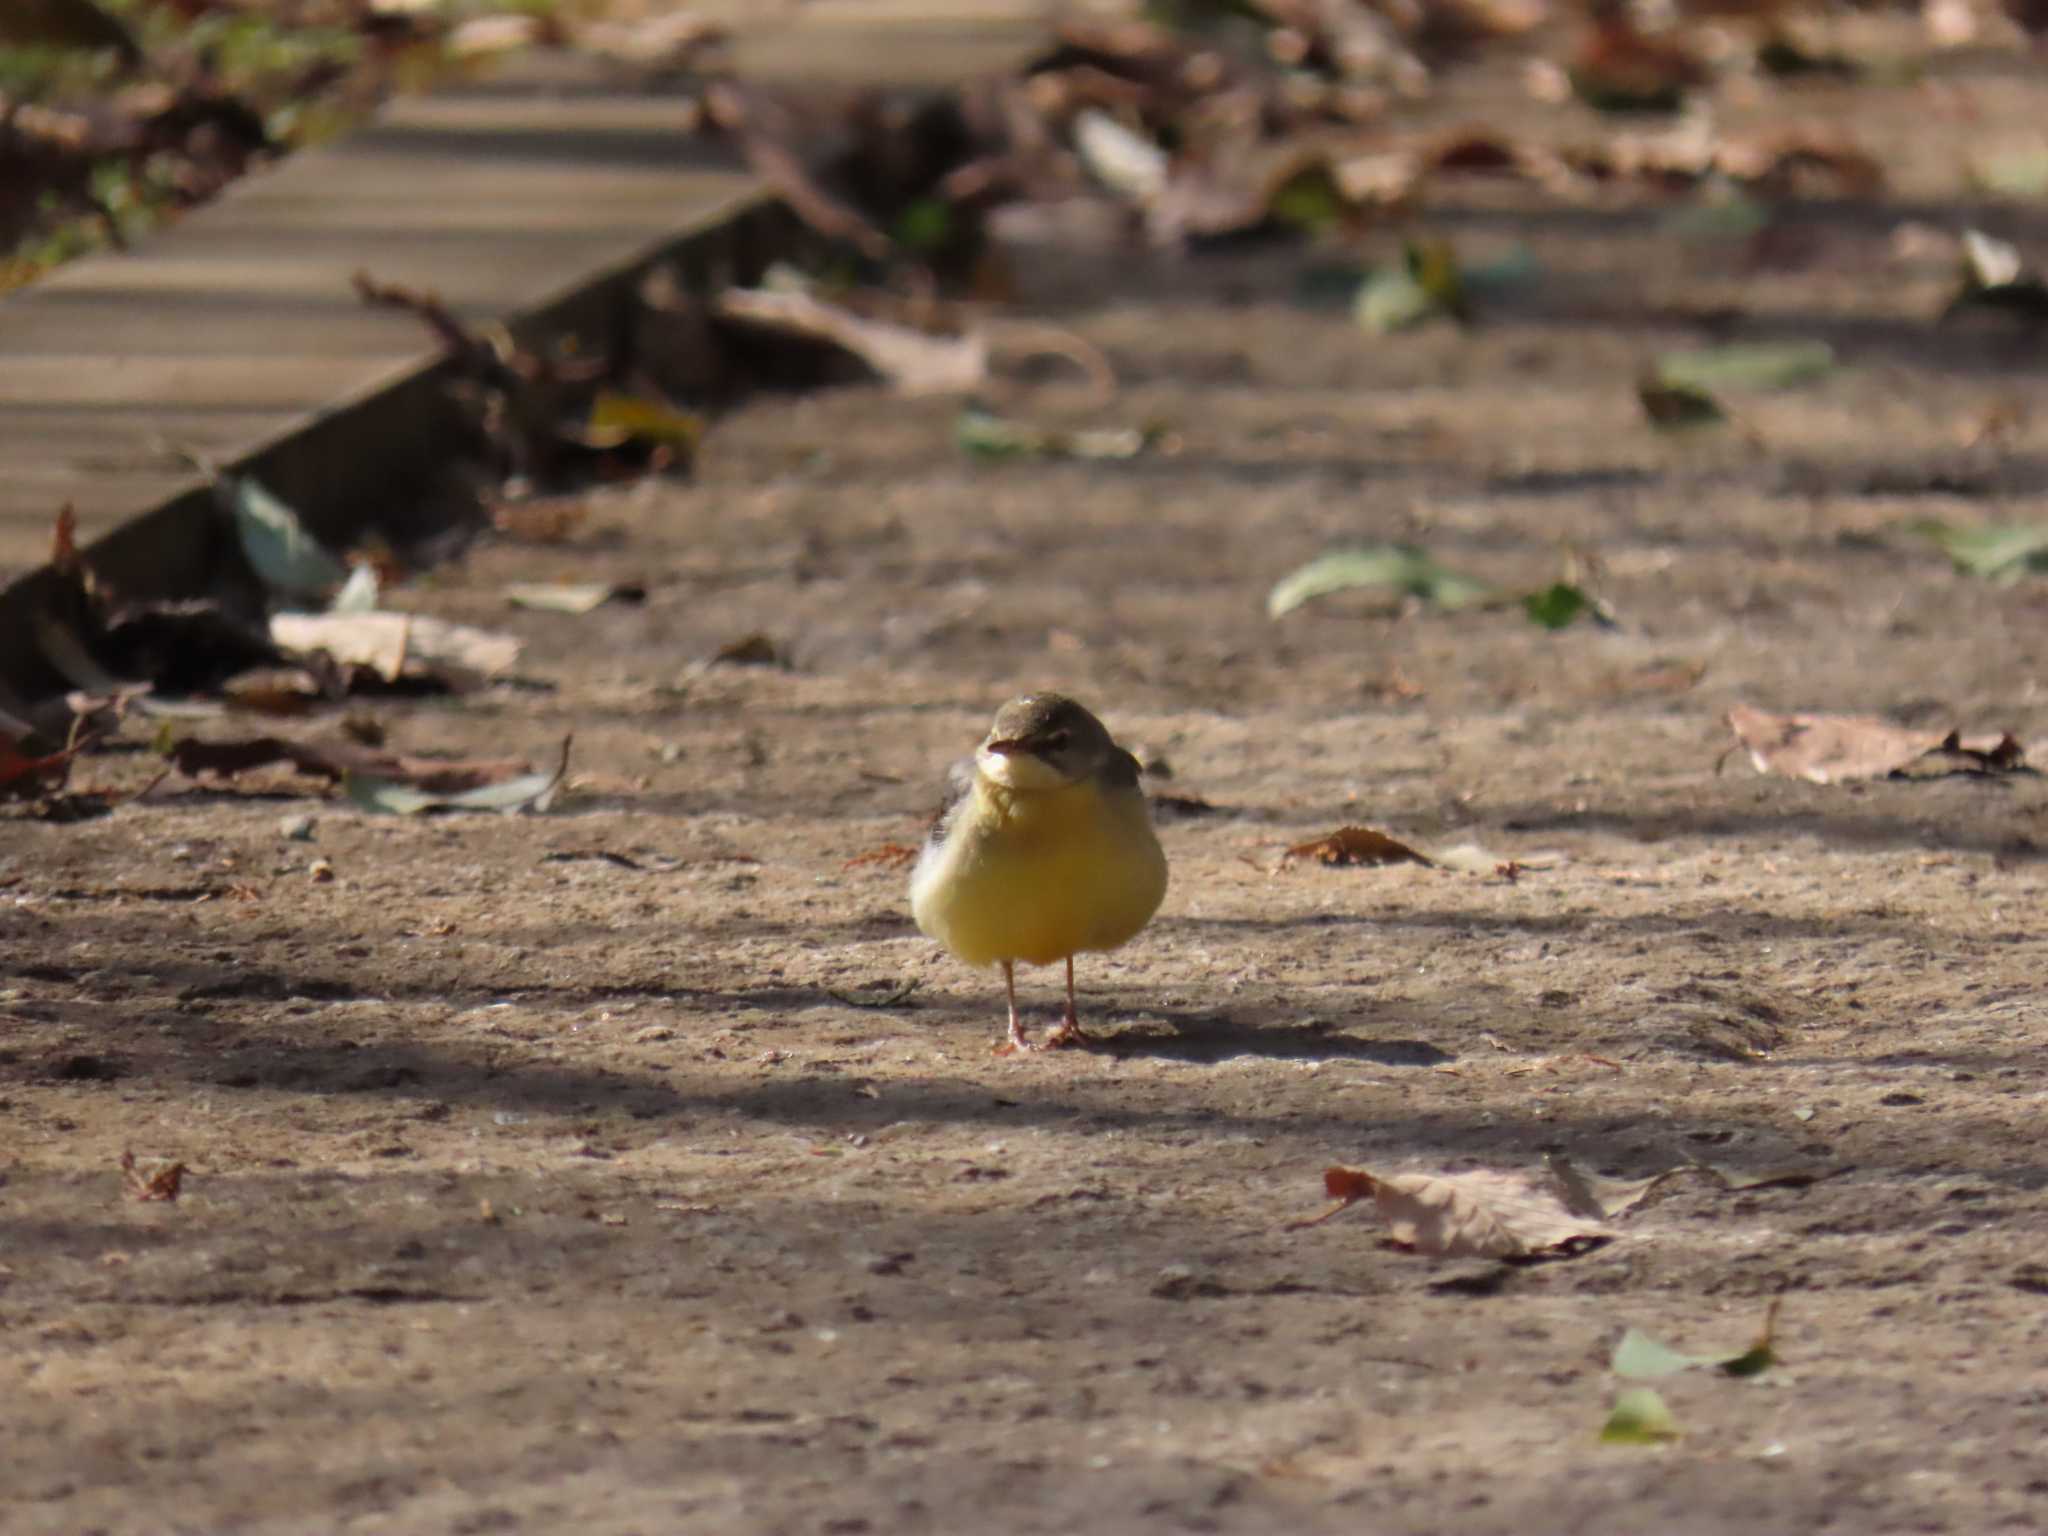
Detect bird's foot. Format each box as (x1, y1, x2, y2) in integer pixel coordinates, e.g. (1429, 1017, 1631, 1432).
(1040, 1011, 1093, 1050)
(994, 1014, 1094, 1056)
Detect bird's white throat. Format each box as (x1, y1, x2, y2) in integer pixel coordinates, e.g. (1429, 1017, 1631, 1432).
(975, 746, 1072, 792)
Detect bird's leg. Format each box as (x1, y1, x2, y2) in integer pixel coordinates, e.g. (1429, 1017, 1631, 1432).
(996, 960, 1035, 1055)
(1041, 955, 1092, 1049)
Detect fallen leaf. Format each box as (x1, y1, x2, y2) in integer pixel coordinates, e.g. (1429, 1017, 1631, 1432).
(1600, 1386, 1680, 1445)
(715, 286, 987, 396)
(220, 473, 351, 603)
(1355, 240, 1468, 334)
(1072, 108, 1169, 205)
(1305, 1164, 1616, 1258)
(1638, 378, 1727, 430)
(1726, 705, 2026, 784)
(346, 737, 571, 816)
(1913, 520, 2048, 583)
(119, 1149, 185, 1203)
(1612, 1298, 1780, 1381)
(1653, 341, 1835, 393)
(504, 582, 646, 614)
(1267, 544, 1498, 618)
(708, 634, 788, 668)
(1281, 826, 1434, 868)
(1431, 843, 1556, 877)
(1942, 230, 2048, 323)
(1545, 1155, 1669, 1220)
(1960, 228, 2025, 289)
(271, 612, 521, 688)
(1522, 582, 1610, 630)
(582, 392, 705, 458)
(0, 733, 81, 802)
(955, 405, 1154, 462)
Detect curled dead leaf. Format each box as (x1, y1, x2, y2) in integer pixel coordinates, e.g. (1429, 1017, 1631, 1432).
(1303, 1164, 1616, 1259)
(1726, 704, 2027, 784)
(119, 1149, 185, 1203)
(1281, 826, 1433, 868)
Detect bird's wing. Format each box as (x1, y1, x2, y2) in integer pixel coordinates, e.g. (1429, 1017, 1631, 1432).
(924, 755, 977, 848)
(1101, 747, 1143, 792)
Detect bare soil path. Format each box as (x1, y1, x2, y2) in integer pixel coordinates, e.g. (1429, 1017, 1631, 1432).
(6, 49, 2048, 1536)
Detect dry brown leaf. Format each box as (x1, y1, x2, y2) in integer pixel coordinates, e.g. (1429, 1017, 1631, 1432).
(1726, 705, 2026, 784)
(1281, 826, 1433, 868)
(0, 733, 80, 802)
(270, 613, 521, 687)
(1545, 1154, 1669, 1220)
(1308, 1165, 1615, 1258)
(119, 1150, 185, 1203)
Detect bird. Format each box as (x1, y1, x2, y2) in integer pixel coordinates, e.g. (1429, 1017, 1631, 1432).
(910, 693, 1168, 1055)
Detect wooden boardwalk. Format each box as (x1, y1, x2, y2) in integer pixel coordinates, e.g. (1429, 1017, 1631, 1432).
(0, 0, 1055, 579)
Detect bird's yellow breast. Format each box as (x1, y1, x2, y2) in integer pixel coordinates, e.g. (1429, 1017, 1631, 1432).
(910, 772, 1167, 970)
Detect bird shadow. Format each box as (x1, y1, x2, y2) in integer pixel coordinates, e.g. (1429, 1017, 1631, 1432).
(1081, 1006, 1455, 1068)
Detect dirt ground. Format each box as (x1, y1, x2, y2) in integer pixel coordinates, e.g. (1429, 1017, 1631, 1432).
(8, 49, 2048, 1536)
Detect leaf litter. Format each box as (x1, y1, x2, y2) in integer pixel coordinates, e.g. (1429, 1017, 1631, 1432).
(1297, 1164, 1618, 1260)
(1612, 1299, 1782, 1381)
(1298, 1153, 1845, 1262)
(1725, 705, 2029, 784)
(152, 725, 570, 817)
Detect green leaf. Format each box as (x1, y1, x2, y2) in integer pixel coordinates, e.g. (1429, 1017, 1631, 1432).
(1613, 1299, 1780, 1381)
(1719, 1339, 1776, 1379)
(1354, 240, 1468, 334)
(226, 473, 349, 602)
(890, 196, 954, 253)
(1354, 265, 1437, 334)
(1267, 544, 1498, 619)
(954, 406, 1152, 462)
(1968, 147, 2048, 200)
(1265, 160, 1347, 235)
(1653, 341, 1835, 393)
(346, 738, 570, 817)
(1612, 1328, 1715, 1380)
(1600, 1386, 1680, 1445)
(1523, 582, 1596, 630)
(1638, 378, 1727, 431)
(329, 561, 380, 614)
(1913, 520, 2048, 583)
(585, 392, 704, 454)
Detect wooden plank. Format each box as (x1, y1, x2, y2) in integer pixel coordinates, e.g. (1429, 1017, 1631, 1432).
(0, 3, 1059, 719)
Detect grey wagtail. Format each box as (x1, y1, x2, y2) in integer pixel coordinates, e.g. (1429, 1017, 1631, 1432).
(910, 693, 1168, 1055)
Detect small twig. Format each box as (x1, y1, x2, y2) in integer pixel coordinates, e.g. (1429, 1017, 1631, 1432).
(984, 319, 1118, 406)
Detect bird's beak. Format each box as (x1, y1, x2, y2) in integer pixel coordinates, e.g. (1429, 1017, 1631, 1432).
(984, 737, 1028, 757)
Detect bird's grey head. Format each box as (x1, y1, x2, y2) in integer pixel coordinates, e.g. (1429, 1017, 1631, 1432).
(976, 693, 1118, 790)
